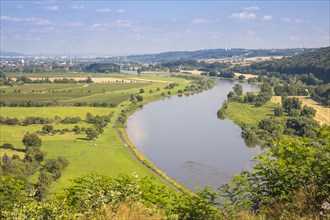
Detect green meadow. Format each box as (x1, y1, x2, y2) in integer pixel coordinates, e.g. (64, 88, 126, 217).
(0, 82, 152, 104)
(0, 74, 191, 195)
(223, 101, 279, 128)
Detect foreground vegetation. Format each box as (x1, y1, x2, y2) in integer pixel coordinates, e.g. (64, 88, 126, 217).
(216, 80, 330, 218)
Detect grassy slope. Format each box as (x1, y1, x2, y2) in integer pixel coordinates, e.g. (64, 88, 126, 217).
(0, 75, 190, 195)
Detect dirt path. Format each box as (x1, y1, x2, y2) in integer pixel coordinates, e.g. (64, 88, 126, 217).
(271, 96, 330, 125)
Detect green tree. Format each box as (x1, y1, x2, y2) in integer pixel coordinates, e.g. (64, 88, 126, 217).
(233, 84, 243, 96)
(85, 127, 99, 140)
(300, 105, 316, 117)
(221, 137, 330, 217)
(136, 95, 144, 102)
(42, 124, 54, 134)
(274, 106, 284, 116)
(283, 97, 302, 113)
(22, 133, 42, 148)
(238, 75, 246, 80)
(0, 176, 29, 210)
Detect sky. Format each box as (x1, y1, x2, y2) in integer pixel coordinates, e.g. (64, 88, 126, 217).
(1, 0, 329, 56)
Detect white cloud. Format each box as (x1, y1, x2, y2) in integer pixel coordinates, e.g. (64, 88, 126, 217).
(1, 16, 52, 26)
(116, 9, 125, 13)
(230, 12, 256, 21)
(43, 5, 60, 11)
(262, 15, 272, 21)
(33, 0, 59, 5)
(282, 17, 303, 24)
(95, 8, 111, 13)
(192, 18, 208, 25)
(67, 22, 85, 27)
(90, 23, 102, 29)
(243, 6, 260, 11)
(70, 5, 85, 10)
(116, 20, 132, 28)
(88, 23, 108, 31)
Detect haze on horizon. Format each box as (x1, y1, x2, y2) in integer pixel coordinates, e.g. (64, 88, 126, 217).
(1, 0, 329, 56)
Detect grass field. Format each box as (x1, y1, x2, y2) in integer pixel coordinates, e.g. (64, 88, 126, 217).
(0, 74, 191, 195)
(140, 71, 171, 76)
(223, 101, 279, 128)
(0, 82, 152, 104)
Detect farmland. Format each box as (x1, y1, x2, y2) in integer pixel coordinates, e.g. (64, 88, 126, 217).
(0, 73, 193, 194)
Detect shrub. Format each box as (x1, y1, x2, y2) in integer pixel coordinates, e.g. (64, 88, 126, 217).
(22, 133, 42, 148)
(1, 143, 14, 149)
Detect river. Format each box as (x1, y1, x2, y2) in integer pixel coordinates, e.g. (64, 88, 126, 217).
(127, 79, 262, 191)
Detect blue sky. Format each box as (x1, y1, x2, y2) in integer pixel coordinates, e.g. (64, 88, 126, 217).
(1, 0, 329, 55)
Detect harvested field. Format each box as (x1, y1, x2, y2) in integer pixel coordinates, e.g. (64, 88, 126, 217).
(180, 70, 204, 75)
(271, 96, 330, 125)
(234, 72, 258, 79)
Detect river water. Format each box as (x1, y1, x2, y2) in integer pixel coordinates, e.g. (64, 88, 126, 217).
(127, 79, 262, 191)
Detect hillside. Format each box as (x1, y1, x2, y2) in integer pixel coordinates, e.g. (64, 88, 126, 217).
(247, 47, 330, 82)
(121, 48, 311, 62)
(0, 51, 26, 57)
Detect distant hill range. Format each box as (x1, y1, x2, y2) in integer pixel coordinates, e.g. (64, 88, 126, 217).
(238, 47, 330, 83)
(0, 48, 317, 62)
(0, 51, 26, 57)
(121, 48, 313, 62)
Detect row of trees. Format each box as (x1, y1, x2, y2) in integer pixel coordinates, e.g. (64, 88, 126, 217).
(0, 100, 118, 108)
(0, 74, 94, 87)
(1, 112, 113, 126)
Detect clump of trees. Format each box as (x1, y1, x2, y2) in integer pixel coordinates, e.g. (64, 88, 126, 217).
(226, 82, 273, 107)
(84, 63, 120, 73)
(84, 113, 112, 140)
(221, 129, 330, 218)
(36, 157, 69, 200)
(1, 132, 70, 206)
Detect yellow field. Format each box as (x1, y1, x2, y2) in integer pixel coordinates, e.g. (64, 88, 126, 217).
(234, 72, 258, 79)
(271, 96, 330, 125)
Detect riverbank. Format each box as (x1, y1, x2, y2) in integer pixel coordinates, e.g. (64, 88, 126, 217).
(115, 76, 216, 195)
(117, 127, 192, 195)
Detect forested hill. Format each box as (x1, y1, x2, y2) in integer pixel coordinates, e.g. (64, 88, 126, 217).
(246, 47, 330, 82)
(124, 48, 310, 62)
